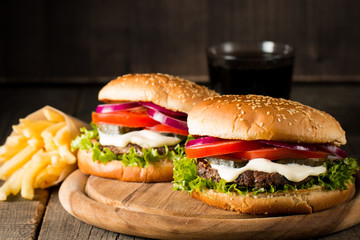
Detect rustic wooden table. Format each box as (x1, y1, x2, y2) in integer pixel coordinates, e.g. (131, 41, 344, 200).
(0, 82, 359, 240)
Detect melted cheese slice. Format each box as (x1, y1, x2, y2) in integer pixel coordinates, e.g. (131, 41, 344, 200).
(98, 129, 181, 148)
(210, 158, 326, 182)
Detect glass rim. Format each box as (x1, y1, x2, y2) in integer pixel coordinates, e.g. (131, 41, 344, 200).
(207, 41, 294, 61)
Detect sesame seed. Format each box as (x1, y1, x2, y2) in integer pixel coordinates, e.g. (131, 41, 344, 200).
(289, 122, 293, 126)
(266, 111, 270, 115)
(259, 122, 264, 127)
(277, 118, 281, 122)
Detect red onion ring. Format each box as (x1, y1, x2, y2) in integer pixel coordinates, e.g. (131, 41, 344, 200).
(261, 140, 348, 159)
(140, 102, 187, 117)
(185, 136, 224, 147)
(147, 108, 188, 131)
(319, 144, 348, 158)
(260, 140, 318, 152)
(95, 102, 141, 113)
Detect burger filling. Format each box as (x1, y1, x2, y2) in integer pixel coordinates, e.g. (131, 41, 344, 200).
(173, 137, 358, 195)
(71, 102, 190, 168)
(197, 158, 325, 189)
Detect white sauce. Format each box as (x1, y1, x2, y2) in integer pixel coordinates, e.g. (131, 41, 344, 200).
(210, 158, 326, 182)
(98, 129, 181, 148)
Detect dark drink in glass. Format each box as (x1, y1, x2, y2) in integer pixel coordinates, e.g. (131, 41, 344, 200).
(207, 42, 294, 99)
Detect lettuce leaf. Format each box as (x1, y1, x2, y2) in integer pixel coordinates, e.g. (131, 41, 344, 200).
(173, 156, 359, 195)
(71, 123, 99, 151)
(71, 124, 187, 168)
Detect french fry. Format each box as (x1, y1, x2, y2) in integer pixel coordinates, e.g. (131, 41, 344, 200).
(46, 164, 66, 176)
(8, 168, 25, 196)
(12, 125, 24, 135)
(20, 119, 53, 132)
(58, 146, 76, 164)
(0, 106, 86, 200)
(54, 126, 70, 147)
(54, 126, 76, 164)
(0, 144, 39, 180)
(43, 108, 65, 122)
(34, 169, 59, 189)
(0, 180, 11, 201)
(0, 168, 24, 200)
(41, 122, 66, 151)
(18, 119, 53, 140)
(0, 135, 28, 163)
(21, 150, 52, 200)
(3, 135, 28, 147)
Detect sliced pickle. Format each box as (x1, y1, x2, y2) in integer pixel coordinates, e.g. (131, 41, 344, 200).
(206, 158, 248, 168)
(97, 124, 141, 135)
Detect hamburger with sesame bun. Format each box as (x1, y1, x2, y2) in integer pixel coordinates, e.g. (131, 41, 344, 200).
(173, 95, 358, 214)
(71, 73, 218, 182)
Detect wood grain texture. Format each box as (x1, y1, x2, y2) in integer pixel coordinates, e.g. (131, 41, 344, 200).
(59, 170, 360, 240)
(2, 0, 360, 83)
(0, 189, 49, 239)
(38, 186, 124, 240)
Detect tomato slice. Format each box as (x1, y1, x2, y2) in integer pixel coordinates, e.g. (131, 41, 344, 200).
(145, 124, 189, 136)
(92, 110, 158, 128)
(225, 147, 329, 161)
(185, 141, 265, 159)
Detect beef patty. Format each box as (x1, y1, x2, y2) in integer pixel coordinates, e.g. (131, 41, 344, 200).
(197, 159, 313, 189)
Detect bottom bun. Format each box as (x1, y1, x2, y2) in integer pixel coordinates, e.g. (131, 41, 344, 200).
(191, 184, 355, 215)
(77, 149, 173, 182)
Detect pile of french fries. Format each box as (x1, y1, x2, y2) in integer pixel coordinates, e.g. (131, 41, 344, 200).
(0, 108, 80, 200)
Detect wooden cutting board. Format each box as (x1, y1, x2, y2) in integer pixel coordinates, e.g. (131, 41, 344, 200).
(59, 170, 360, 240)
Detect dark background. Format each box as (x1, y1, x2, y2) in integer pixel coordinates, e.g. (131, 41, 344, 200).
(1, 0, 359, 84)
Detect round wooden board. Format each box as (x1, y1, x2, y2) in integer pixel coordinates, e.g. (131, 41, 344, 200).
(59, 170, 360, 240)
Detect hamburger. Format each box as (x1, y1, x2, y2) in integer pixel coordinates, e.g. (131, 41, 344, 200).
(173, 95, 358, 214)
(71, 73, 218, 182)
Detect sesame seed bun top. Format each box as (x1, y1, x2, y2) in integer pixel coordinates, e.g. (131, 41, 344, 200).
(188, 95, 346, 145)
(98, 73, 219, 113)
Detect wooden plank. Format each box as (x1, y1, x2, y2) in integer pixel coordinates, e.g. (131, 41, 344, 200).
(38, 186, 123, 240)
(0, 189, 49, 239)
(129, 0, 208, 76)
(2, 0, 49, 79)
(3, 0, 360, 83)
(71, 85, 103, 122)
(87, 1, 132, 78)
